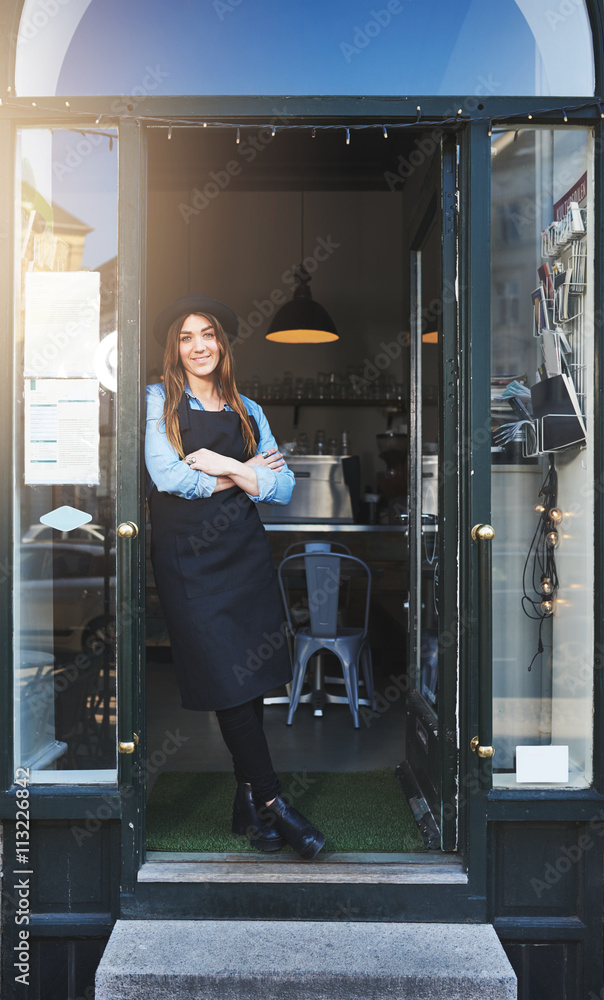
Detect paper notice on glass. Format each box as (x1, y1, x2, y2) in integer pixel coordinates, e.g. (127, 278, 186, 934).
(24, 271, 100, 378)
(24, 379, 100, 485)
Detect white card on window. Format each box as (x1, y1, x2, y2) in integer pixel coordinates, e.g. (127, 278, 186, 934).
(24, 271, 100, 378)
(516, 745, 569, 783)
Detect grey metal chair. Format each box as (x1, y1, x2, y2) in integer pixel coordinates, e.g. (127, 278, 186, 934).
(263, 541, 354, 707)
(277, 547, 375, 728)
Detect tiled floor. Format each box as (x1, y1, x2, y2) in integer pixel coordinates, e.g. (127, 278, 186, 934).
(145, 648, 407, 797)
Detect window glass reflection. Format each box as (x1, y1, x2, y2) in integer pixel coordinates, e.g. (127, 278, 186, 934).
(15, 0, 595, 98)
(490, 128, 593, 787)
(14, 127, 118, 782)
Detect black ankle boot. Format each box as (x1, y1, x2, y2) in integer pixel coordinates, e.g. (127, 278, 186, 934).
(261, 795, 325, 860)
(231, 783, 285, 852)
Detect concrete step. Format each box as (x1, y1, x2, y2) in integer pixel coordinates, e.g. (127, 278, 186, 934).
(96, 919, 517, 999)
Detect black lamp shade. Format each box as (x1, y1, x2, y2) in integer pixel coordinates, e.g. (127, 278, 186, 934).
(266, 295, 338, 343)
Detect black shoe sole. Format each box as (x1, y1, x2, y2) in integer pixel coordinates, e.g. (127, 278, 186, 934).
(297, 830, 326, 861)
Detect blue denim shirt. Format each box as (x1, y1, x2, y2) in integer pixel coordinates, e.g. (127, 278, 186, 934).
(145, 382, 295, 505)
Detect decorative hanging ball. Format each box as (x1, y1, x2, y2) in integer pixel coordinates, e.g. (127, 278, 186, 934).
(534, 502, 546, 514)
(546, 530, 559, 548)
(549, 507, 563, 523)
(541, 599, 554, 615)
(541, 577, 554, 595)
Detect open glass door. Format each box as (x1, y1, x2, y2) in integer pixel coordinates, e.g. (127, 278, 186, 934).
(12, 125, 119, 784)
(402, 137, 459, 851)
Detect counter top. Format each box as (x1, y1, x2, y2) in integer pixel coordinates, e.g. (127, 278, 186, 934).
(262, 523, 404, 532)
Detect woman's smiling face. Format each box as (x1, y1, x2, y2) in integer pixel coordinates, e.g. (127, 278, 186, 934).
(179, 314, 221, 383)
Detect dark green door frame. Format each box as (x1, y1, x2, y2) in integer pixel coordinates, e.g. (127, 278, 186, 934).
(0, 99, 603, 925)
(116, 118, 147, 896)
(405, 135, 459, 854)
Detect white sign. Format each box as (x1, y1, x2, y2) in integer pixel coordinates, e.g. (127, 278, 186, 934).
(24, 378, 100, 485)
(24, 271, 100, 378)
(516, 745, 569, 784)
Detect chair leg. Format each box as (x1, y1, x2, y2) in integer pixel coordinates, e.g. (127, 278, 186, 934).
(338, 655, 360, 729)
(286, 647, 315, 725)
(361, 643, 376, 711)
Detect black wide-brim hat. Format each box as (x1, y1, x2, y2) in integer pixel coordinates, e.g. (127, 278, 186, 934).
(153, 294, 238, 346)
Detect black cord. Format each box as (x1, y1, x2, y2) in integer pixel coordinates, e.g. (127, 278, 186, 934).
(521, 456, 559, 670)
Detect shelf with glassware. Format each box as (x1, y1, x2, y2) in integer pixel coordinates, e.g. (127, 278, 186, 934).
(242, 369, 406, 425)
(493, 205, 587, 459)
(256, 396, 404, 426)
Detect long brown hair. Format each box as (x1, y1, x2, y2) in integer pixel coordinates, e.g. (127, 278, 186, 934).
(161, 312, 257, 459)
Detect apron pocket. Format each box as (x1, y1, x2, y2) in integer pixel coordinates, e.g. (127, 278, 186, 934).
(176, 520, 273, 600)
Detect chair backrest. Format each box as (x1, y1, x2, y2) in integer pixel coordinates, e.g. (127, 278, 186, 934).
(278, 551, 372, 640)
(282, 539, 352, 560)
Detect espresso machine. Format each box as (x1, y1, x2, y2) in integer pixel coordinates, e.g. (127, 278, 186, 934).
(257, 455, 361, 523)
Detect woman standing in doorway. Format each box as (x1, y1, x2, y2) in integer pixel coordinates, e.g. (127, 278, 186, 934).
(145, 295, 325, 860)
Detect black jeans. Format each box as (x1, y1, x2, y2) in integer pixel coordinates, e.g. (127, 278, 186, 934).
(215, 696, 282, 802)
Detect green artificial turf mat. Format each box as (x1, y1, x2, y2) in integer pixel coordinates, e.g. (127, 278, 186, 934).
(146, 768, 425, 853)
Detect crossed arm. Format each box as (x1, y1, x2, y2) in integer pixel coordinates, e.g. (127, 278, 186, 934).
(145, 385, 294, 503)
(184, 447, 285, 497)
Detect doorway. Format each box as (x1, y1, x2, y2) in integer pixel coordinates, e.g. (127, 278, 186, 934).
(142, 125, 457, 859)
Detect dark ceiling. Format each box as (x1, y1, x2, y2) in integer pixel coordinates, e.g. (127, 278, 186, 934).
(148, 126, 433, 192)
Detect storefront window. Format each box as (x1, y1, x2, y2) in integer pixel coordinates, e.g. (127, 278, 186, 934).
(13, 127, 118, 783)
(15, 0, 595, 98)
(490, 127, 593, 787)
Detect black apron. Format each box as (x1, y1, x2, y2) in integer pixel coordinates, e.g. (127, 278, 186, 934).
(148, 394, 292, 711)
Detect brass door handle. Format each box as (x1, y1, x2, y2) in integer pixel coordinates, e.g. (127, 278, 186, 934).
(470, 736, 495, 758)
(117, 521, 138, 538)
(118, 733, 139, 754)
(471, 523, 495, 542)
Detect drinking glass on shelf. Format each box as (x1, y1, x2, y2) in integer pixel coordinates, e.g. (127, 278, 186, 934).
(314, 429, 326, 454)
(328, 437, 339, 455)
(296, 432, 309, 454)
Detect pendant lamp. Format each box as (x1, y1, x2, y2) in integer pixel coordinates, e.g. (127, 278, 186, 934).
(265, 193, 338, 343)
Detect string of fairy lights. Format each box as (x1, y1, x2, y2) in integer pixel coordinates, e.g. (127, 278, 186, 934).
(2, 94, 604, 142)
